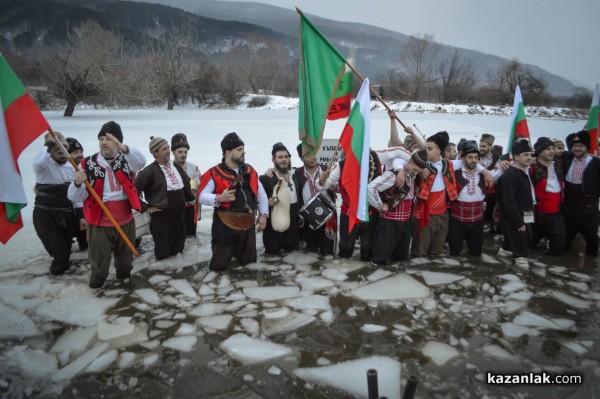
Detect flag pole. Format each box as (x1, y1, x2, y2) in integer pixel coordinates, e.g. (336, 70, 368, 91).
(47, 128, 140, 257)
(295, 7, 408, 130)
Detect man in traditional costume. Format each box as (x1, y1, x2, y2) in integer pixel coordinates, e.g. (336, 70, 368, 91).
(529, 137, 565, 256)
(171, 133, 202, 237)
(66, 137, 88, 251)
(260, 142, 301, 255)
(136, 136, 194, 260)
(69, 121, 146, 288)
(411, 131, 458, 257)
(198, 132, 269, 271)
(561, 130, 600, 256)
(497, 139, 535, 269)
(33, 132, 76, 275)
(448, 140, 493, 256)
(368, 151, 426, 265)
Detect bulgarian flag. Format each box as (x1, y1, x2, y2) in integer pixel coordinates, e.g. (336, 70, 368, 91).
(340, 78, 371, 232)
(0, 54, 50, 244)
(585, 83, 599, 156)
(327, 69, 352, 120)
(506, 84, 530, 154)
(298, 12, 347, 156)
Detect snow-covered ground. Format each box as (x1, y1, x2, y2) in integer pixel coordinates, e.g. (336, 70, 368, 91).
(0, 101, 598, 398)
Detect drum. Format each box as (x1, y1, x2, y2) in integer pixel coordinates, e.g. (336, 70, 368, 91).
(298, 192, 335, 230)
(133, 210, 151, 238)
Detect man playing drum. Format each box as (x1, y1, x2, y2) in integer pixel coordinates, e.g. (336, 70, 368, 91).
(198, 132, 269, 272)
(260, 142, 301, 255)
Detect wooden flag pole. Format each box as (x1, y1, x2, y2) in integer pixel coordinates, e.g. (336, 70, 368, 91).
(48, 128, 139, 257)
(295, 7, 408, 130)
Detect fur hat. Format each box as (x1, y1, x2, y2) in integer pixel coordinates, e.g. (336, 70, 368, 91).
(566, 130, 590, 150)
(410, 149, 428, 169)
(456, 138, 467, 152)
(480, 133, 495, 146)
(511, 139, 532, 156)
(149, 136, 167, 153)
(272, 142, 290, 157)
(44, 131, 68, 154)
(533, 137, 554, 155)
(296, 143, 304, 158)
(171, 133, 190, 151)
(66, 137, 83, 154)
(221, 132, 244, 154)
(460, 140, 479, 158)
(98, 121, 123, 143)
(426, 131, 449, 152)
(552, 138, 565, 147)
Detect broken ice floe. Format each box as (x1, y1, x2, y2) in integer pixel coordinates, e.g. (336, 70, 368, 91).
(422, 341, 460, 366)
(351, 274, 430, 301)
(513, 310, 575, 330)
(294, 356, 401, 399)
(420, 271, 464, 286)
(219, 333, 293, 365)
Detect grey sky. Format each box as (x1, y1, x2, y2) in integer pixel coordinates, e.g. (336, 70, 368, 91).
(219, 0, 598, 90)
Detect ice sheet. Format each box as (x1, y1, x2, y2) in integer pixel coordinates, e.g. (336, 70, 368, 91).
(219, 333, 293, 365)
(285, 295, 331, 311)
(422, 341, 460, 366)
(51, 343, 109, 381)
(513, 311, 575, 330)
(420, 271, 464, 286)
(168, 279, 199, 299)
(0, 303, 40, 338)
(50, 326, 97, 354)
(97, 317, 135, 340)
(163, 336, 198, 352)
(351, 273, 430, 301)
(134, 288, 162, 306)
(243, 286, 301, 301)
(294, 356, 401, 399)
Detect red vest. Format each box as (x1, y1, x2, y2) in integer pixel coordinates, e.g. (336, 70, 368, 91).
(81, 154, 141, 226)
(198, 163, 259, 209)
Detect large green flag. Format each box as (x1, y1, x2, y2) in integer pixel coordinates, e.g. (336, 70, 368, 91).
(298, 13, 347, 157)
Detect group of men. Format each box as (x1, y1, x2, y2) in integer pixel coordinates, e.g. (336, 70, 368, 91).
(32, 117, 600, 289)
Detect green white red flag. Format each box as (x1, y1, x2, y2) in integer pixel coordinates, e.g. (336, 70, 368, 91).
(507, 84, 530, 154)
(0, 54, 50, 244)
(298, 13, 347, 156)
(327, 69, 352, 120)
(340, 78, 371, 232)
(585, 83, 599, 156)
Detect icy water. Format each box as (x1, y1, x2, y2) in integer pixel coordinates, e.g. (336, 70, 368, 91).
(1, 108, 597, 398)
(1, 229, 598, 399)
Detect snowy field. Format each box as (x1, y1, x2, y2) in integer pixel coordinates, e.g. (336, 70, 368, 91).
(0, 102, 598, 398)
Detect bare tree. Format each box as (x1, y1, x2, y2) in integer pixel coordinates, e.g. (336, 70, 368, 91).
(435, 49, 478, 103)
(245, 33, 285, 94)
(487, 59, 549, 105)
(400, 34, 440, 101)
(145, 22, 201, 110)
(41, 20, 124, 116)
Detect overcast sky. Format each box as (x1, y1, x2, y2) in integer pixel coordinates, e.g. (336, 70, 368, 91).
(219, 0, 598, 90)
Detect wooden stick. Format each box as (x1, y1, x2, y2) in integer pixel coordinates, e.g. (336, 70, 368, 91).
(412, 123, 426, 139)
(48, 128, 139, 257)
(296, 7, 407, 129)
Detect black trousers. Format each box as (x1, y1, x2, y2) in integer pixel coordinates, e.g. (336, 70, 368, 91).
(263, 203, 300, 255)
(302, 224, 334, 256)
(210, 211, 257, 271)
(563, 206, 600, 256)
(33, 207, 75, 275)
(500, 218, 532, 259)
(371, 218, 412, 264)
(73, 208, 88, 250)
(184, 206, 197, 237)
(338, 213, 379, 260)
(150, 189, 187, 260)
(448, 218, 484, 256)
(532, 211, 565, 256)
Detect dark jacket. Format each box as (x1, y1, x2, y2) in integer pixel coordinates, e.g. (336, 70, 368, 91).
(260, 172, 299, 204)
(561, 152, 600, 198)
(497, 165, 534, 228)
(136, 161, 194, 212)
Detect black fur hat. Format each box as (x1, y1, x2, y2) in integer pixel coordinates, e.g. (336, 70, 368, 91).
(426, 131, 449, 152)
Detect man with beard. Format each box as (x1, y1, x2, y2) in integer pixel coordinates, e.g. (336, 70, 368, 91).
(69, 121, 146, 289)
(295, 143, 336, 256)
(529, 137, 565, 256)
(552, 138, 566, 157)
(136, 136, 194, 260)
(497, 139, 535, 269)
(66, 137, 88, 251)
(171, 133, 202, 237)
(198, 132, 269, 271)
(33, 132, 77, 275)
(443, 142, 457, 161)
(561, 130, 600, 256)
(260, 142, 301, 255)
(448, 140, 494, 256)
